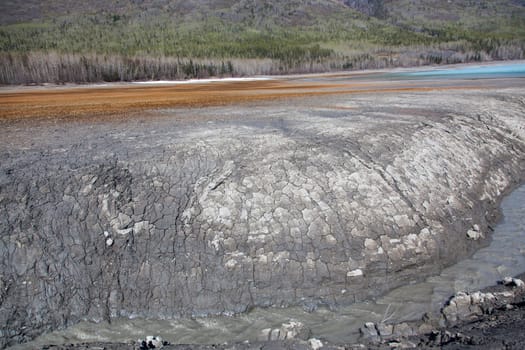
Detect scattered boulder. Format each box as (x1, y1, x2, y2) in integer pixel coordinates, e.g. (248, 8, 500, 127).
(308, 338, 323, 350)
(427, 330, 474, 347)
(440, 277, 525, 327)
(500, 277, 525, 288)
(392, 322, 415, 337)
(259, 321, 311, 341)
(417, 322, 434, 335)
(270, 328, 280, 341)
(466, 224, 483, 240)
(138, 336, 168, 349)
(387, 339, 417, 348)
(258, 328, 272, 341)
(357, 277, 525, 349)
(359, 322, 380, 342)
(280, 321, 311, 340)
(359, 321, 418, 344)
(376, 322, 393, 337)
(442, 291, 486, 324)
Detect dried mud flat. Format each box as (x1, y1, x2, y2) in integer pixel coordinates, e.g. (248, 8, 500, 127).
(1, 72, 525, 349)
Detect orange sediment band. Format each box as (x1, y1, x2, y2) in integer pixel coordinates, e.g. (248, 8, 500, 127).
(0, 79, 484, 120)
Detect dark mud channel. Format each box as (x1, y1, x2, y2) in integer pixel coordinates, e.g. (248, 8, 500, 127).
(1, 70, 525, 349)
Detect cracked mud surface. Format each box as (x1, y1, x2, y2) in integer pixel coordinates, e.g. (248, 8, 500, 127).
(1, 74, 525, 348)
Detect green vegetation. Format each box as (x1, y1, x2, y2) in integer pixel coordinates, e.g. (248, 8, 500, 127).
(1, 0, 524, 84)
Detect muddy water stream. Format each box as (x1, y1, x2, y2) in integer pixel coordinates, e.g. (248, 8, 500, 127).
(11, 185, 525, 348)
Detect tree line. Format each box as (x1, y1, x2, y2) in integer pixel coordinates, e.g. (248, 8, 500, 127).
(0, 13, 524, 84)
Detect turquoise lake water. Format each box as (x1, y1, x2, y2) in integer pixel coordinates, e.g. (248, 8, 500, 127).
(395, 62, 525, 79)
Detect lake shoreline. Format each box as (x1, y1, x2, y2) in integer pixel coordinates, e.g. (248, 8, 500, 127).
(2, 59, 525, 93)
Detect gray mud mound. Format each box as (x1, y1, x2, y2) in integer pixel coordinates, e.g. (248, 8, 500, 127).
(1, 89, 525, 348)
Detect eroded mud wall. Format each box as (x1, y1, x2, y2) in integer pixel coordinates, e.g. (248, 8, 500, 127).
(1, 90, 525, 347)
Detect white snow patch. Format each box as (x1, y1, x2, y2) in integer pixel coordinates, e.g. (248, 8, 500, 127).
(133, 77, 273, 85)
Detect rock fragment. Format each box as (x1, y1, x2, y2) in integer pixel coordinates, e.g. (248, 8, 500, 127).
(359, 322, 379, 342)
(376, 322, 393, 337)
(308, 338, 323, 350)
(466, 224, 484, 240)
(500, 277, 525, 288)
(260, 321, 311, 341)
(138, 335, 167, 349)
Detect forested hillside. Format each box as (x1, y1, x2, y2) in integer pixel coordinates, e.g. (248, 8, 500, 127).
(1, 0, 524, 84)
